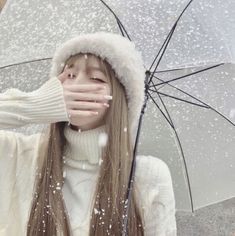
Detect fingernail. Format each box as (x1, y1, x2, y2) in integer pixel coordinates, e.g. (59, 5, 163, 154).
(98, 86, 106, 90)
(104, 95, 113, 100)
(103, 103, 109, 107)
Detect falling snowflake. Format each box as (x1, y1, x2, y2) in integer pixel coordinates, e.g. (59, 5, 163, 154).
(99, 158, 103, 166)
(94, 208, 100, 214)
(98, 132, 108, 147)
(229, 109, 235, 119)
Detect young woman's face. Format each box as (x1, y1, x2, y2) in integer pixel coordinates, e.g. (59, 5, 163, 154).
(62, 54, 112, 131)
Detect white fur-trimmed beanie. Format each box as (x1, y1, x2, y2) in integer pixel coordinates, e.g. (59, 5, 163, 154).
(50, 31, 146, 144)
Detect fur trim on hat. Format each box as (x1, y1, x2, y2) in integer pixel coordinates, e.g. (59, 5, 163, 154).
(50, 31, 146, 144)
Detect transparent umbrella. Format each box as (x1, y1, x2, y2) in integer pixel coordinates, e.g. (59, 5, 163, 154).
(1, 0, 235, 234)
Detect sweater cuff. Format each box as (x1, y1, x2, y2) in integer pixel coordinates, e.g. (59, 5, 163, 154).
(4, 77, 69, 126)
(24, 76, 70, 124)
(0, 77, 69, 129)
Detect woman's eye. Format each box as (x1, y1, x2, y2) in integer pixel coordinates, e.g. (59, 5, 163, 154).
(90, 77, 104, 82)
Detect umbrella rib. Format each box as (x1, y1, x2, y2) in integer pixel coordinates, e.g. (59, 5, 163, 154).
(154, 77, 235, 127)
(152, 86, 195, 213)
(149, 0, 196, 73)
(149, 24, 177, 84)
(99, 0, 131, 40)
(154, 64, 224, 87)
(176, 0, 196, 23)
(152, 91, 209, 109)
(149, 64, 227, 111)
(0, 57, 52, 70)
(150, 73, 207, 108)
(151, 64, 222, 73)
(115, 18, 131, 40)
(149, 64, 235, 125)
(147, 91, 174, 129)
(117, 19, 125, 37)
(153, 67, 187, 73)
(117, 20, 125, 37)
(151, 75, 168, 91)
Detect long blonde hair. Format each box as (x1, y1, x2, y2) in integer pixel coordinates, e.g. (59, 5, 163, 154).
(27, 53, 145, 235)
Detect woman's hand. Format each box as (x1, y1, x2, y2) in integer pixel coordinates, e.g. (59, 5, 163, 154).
(57, 70, 112, 125)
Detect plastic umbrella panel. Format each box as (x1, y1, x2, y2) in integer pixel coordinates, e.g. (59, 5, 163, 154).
(0, 0, 235, 69)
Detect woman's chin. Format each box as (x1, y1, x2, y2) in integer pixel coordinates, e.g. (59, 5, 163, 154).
(68, 119, 104, 131)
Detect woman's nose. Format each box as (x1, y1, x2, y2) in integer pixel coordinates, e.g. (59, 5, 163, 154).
(74, 73, 88, 83)
(65, 68, 87, 81)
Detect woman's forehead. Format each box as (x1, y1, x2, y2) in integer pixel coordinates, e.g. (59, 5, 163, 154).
(72, 54, 101, 67)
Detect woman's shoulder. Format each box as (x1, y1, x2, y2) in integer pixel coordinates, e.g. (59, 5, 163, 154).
(135, 155, 173, 184)
(135, 155, 177, 235)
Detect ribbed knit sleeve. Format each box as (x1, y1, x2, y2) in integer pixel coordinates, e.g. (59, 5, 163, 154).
(0, 77, 69, 129)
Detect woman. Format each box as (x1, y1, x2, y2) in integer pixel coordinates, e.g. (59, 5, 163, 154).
(0, 32, 177, 235)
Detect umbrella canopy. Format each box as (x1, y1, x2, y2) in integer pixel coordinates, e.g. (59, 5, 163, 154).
(1, 0, 234, 69)
(139, 63, 235, 210)
(0, 0, 235, 212)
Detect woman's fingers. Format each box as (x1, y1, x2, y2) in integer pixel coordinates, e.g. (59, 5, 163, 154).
(64, 83, 105, 92)
(57, 75, 112, 122)
(67, 100, 110, 110)
(66, 91, 112, 103)
(68, 109, 100, 118)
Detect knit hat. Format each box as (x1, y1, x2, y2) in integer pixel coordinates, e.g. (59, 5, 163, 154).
(49, 31, 146, 145)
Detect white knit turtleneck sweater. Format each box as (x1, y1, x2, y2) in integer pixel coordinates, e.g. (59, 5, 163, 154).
(0, 77, 177, 236)
(62, 124, 106, 234)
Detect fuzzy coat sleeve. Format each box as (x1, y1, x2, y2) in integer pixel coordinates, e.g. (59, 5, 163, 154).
(0, 76, 69, 130)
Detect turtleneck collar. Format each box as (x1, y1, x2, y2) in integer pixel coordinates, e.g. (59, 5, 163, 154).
(63, 124, 106, 170)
